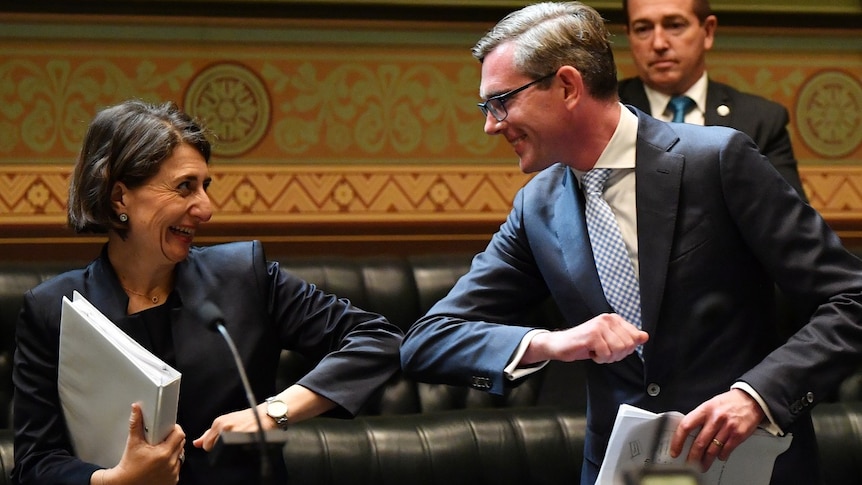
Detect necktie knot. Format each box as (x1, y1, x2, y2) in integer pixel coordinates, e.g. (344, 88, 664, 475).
(583, 168, 612, 196)
(668, 95, 695, 123)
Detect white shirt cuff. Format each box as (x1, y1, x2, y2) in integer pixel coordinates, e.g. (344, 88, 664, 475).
(731, 381, 784, 436)
(504, 329, 550, 381)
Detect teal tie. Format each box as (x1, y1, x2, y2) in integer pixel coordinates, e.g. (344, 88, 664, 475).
(668, 95, 695, 123)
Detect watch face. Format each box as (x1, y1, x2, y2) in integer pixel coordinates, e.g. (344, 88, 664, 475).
(267, 400, 288, 418)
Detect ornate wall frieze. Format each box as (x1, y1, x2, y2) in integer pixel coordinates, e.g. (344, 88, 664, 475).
(1, 15, 861, 255)
(1, 164, 861, 227)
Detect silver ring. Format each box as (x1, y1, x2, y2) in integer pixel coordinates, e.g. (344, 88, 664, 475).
(179, 452, 186, 464)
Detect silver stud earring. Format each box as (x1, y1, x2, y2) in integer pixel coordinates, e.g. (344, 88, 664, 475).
(118, 213, 129, 223)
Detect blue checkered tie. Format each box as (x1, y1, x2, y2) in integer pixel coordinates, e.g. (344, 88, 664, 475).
(582, 169, 643, 357)
(668, 95, 695, 123)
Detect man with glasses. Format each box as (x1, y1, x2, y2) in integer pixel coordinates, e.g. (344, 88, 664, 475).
(478, 71, 556, 122)
(618, 0, 807, 200)
(401, 2, 862, 484)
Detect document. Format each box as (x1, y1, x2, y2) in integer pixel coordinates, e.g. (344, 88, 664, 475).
(596, 404, 793, 485)
(58, 291, 181, 468)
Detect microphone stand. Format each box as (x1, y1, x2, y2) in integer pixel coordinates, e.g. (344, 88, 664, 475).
(212, 322, 273, 485)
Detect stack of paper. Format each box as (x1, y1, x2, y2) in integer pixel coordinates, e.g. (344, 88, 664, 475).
(58, 291, 181, 468)
(596, 404, 793, 485)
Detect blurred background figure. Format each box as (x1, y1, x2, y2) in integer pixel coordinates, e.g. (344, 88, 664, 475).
(618, 0, 808, 201)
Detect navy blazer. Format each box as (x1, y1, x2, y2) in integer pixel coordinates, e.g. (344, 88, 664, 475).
(401, 109, 862, 484)
(618, 77, 807, 201)
(13, 240, 403, 485)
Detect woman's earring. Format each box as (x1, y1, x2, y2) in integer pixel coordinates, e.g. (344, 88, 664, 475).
(118, 213, 129, 223)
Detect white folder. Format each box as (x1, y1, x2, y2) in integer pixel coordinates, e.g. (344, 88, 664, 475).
(596, 404, 793, 485)
(58, 291, 181, 468)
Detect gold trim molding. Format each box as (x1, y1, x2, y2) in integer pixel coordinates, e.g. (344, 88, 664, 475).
(2, 163, 861, 225)
(0, 164, 532, 226)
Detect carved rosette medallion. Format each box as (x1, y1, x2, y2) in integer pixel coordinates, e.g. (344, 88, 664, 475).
(184, 62, 271, 157)
(796, 70, 862, 158)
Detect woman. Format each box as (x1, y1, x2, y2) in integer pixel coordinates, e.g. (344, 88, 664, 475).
(12, 100, 403, 485)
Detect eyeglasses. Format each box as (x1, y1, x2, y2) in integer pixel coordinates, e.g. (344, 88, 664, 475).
(477, 72, 556, 122)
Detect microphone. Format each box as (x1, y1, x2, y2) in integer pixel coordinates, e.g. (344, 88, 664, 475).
(199, 301, 273, 485)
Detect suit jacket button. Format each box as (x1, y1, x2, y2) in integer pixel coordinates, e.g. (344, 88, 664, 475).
(647, 383, 661, 397)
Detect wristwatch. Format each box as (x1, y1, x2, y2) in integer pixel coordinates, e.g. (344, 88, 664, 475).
(265, 396, 290, 430)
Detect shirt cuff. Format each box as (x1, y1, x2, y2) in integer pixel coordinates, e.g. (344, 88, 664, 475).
(731, 381, 784, 436)
(504, 329, 550, 381)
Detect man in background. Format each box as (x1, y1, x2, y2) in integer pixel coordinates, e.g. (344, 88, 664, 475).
(618, 0, 807, 200)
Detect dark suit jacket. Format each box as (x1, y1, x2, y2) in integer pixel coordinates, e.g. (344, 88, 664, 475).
(401, 109, 862, 484)
(12, 240, 402, 485)
(618, 77, 807, 201)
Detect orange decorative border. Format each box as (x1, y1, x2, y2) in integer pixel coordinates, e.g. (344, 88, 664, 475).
(2, 163, 861, 225)
(0, 164, 531, 225)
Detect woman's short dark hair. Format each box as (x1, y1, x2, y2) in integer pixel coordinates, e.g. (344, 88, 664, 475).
(67, 100, 211, 237)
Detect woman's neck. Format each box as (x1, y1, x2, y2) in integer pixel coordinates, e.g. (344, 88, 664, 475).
(107, 238, 175, 309)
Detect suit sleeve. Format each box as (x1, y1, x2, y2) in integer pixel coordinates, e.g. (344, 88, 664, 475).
(753, 102, 807, 202)
(12, 291, 100, 485)
(262, 246, 403, 416)
(719, 131, 862, 428)
(400, 187, 553, 395)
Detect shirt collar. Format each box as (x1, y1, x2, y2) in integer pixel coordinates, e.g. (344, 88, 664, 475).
(644, 72, 708, 121)
(573, 104, 639, 182)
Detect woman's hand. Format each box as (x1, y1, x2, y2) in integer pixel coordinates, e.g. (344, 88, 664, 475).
(193, 384, 337, 451)
(191, 403, 272, 452)
(93, 403, 185, 485)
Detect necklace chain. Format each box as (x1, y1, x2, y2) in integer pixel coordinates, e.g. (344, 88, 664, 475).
(122, 285, 160, 304)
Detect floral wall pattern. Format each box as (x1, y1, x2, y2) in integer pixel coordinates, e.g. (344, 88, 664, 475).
(1, 14, 861, 258)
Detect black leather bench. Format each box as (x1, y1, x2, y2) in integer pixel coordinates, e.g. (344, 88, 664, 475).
(1, 248, 861, 484)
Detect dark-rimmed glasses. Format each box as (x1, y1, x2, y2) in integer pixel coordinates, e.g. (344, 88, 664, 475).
(477, 71, 556, 122)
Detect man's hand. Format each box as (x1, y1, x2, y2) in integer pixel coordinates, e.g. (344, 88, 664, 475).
(670, 389, 765, 472)
(522, 313, 648, 364)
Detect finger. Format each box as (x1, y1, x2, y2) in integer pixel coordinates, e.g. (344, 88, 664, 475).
(589, 340, 612, 363)
(193, 429, 219, 452)
(165, 425, 186, 447)
(669, 420, 693, 458)
(605, 321, 647, 356)
(670, 410, 709, 459)
(698, 434, 727, 471)
(191, 432, 208, 449)
(128, 402, 147, 442)
(688, 425, 722, 469)
(715, 431, 740, 462)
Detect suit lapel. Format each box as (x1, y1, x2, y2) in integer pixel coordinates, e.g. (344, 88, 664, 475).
(554, 167, 609, 317)
(84, 254, 154, 349)
(632, 111, 685, 348)
(705, 80, 733, 127)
